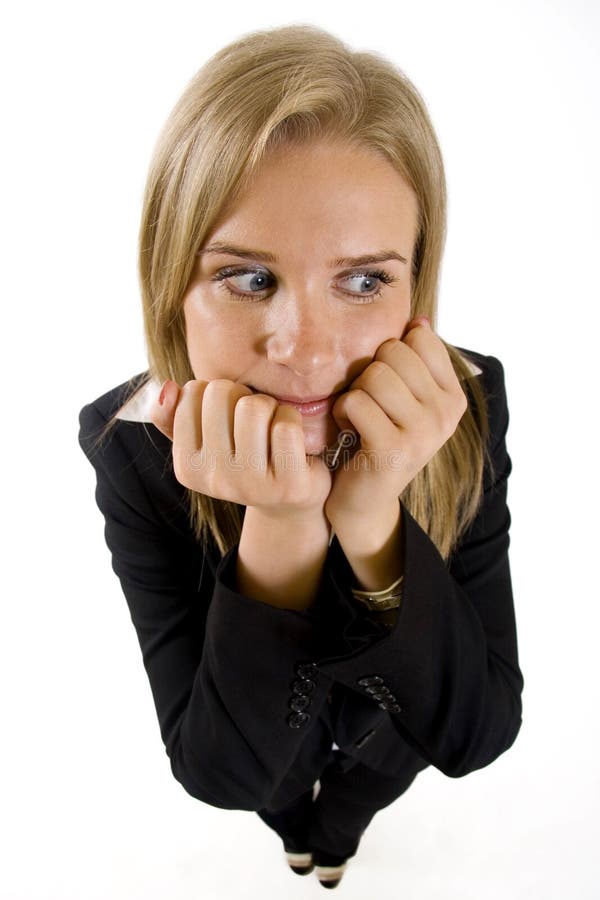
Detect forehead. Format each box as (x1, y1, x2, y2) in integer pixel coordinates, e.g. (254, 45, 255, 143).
(208, 139, 419, 249)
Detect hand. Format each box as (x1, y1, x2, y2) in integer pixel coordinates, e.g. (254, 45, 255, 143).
(324, 317, 468, 528)
(150, 378, 333, 517)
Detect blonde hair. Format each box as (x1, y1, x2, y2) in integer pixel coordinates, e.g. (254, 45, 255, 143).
(96, 23, 493, 561)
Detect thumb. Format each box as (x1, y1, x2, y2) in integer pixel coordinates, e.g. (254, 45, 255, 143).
(149, 379, 181, 441)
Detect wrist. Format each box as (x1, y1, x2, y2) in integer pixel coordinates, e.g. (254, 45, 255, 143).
(249, 501, 328, 528)
(329, 499, 401, 554)
(332, 500, 404, 594)
(239, 504, 330, 610)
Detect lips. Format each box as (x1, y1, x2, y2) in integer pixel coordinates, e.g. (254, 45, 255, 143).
(271, 392, 334, 403)
(248, 386, 340, 417)
(249, 386, 340, 403)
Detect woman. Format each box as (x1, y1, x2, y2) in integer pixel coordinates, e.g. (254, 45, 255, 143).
(78, 24, 523, 889)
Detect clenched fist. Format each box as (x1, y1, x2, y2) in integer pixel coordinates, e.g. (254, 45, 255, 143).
(150, 378, 333, 518)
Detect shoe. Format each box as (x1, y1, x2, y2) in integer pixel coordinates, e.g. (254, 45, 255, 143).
(314, 861, 347, 889)
(284, 848, 314, 875)
(313, 850, 348, 889)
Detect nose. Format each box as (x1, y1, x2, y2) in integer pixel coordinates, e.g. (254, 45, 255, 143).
(265, 291, 337, 376)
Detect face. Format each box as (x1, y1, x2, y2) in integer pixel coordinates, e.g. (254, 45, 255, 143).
(182, 138, 419, 456)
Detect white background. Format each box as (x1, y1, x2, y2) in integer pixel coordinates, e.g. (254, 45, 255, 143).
(2, 1, 599, 898)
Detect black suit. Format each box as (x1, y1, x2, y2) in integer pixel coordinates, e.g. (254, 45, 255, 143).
(78, 347, 522, 858)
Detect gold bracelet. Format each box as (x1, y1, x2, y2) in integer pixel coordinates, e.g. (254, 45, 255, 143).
(350, 574, 404, 612)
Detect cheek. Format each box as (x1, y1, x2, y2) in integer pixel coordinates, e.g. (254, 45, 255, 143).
(184, 299, 256, 377)
(340, 307, 410, 359)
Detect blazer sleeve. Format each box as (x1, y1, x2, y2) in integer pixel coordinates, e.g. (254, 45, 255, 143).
(317, 354, 523, 777)
(78, 405, 333, 812)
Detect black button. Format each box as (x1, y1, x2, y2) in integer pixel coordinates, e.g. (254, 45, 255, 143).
(289, 695, 311, 712)
(291, 678, 315, 695)
(370, 690, 393, 701)
(295, 662, 318, 678)
(379, 700, 402, 712)
(287, 711, 311, 729)
(364, 684, 391, 696)
(357, 675, 384, 687)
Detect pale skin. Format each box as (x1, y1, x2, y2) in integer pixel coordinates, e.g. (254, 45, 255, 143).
(150, 138, 468, 610)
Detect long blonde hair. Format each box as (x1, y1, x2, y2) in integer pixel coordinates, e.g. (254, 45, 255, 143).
(95, 24, 493, 561)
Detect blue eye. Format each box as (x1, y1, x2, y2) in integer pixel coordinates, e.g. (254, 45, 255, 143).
(341, 273, 388, 295)
(212, 267, 274, 301)
(334, 268, 397, 301)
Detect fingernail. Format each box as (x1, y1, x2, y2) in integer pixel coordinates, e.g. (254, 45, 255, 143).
(158, 380, 168, 406)
(410, 316, 431, 330)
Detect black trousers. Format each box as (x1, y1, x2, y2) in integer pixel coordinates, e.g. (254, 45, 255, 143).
(256, 749, 422, 866)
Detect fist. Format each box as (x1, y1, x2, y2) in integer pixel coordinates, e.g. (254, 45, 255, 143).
(150, 378, 333, 516)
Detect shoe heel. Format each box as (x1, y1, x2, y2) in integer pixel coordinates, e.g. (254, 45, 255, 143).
(285, 849, 314, 875)
(315, 861, 347, 888)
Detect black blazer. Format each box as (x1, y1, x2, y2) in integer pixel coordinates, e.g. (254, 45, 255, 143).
(78, 347, 523, 812)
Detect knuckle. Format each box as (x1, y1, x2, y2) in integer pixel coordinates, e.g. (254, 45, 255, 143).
(180, 379, 204, 400)
(237, 394, 276, 414)
(402, 328, 418, 344)
(375, 340, 399, 363)
(348, 387, 367, 405)
(442, 413, 455, 436)
(202, 379, 231, 398)
(439, 404, 459, 436)
(378, 337, 400, 352)
(365, 361, 388, 382)
(272, 418, 298, 438)
(433, 404, 450, 430)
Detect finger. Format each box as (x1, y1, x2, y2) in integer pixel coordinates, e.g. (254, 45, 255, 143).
(201, 380, 254, 462)
(149, 380, 181, 441)
(232, 392, 279, 475)
(331, 388, 400, 453)
(172, 380, 210, 475)
(373, 338, 439, 405)
(398, 318, 459, 392)
(346, 359, 422, 429)
(269, 404, 307, 477)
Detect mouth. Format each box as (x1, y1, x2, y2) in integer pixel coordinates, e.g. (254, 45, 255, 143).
(277, 396, 336, 416)
(249, 387, 341, 417)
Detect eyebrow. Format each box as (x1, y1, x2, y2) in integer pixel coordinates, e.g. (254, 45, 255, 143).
(198, 242, 408, 267)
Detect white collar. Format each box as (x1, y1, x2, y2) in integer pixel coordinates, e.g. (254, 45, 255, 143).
(115, 354, 483, 423)
(116, 377, 163, 422)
